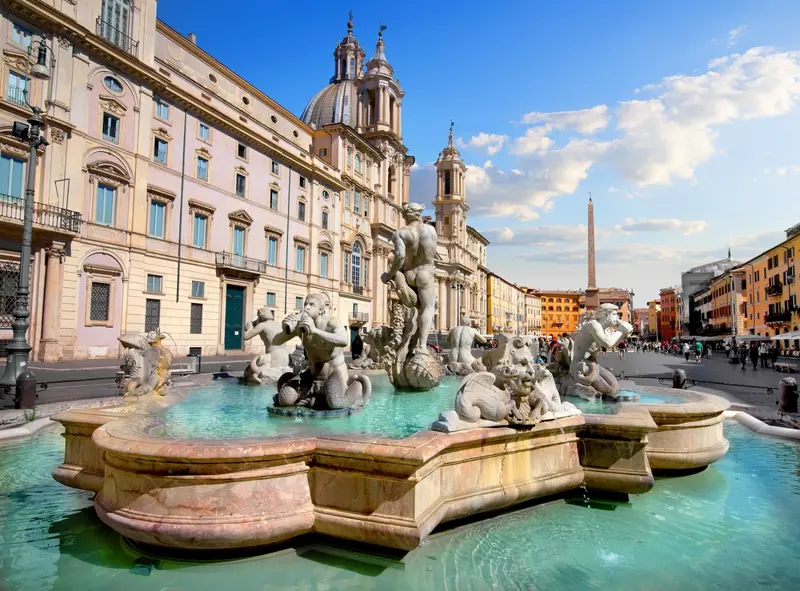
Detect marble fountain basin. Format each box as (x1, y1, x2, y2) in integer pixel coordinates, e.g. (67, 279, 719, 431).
(51, 378, 730, 552)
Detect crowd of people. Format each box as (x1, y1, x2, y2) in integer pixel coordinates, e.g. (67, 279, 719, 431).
(728, 341, 780, 370)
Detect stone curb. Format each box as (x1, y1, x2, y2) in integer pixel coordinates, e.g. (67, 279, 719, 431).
(0, 417, 59, 442)
(0, 396, 123, 431)
(724, 410, 800, 441)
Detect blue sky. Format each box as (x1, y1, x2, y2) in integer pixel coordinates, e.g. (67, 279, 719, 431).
(158, 0, 800, 304)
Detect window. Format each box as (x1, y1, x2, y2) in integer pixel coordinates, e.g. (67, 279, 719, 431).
(363, 196, 369, 217)
(354, 189, 361, 214)
(102, 112, 120, 143)
(345, 190, 350, 209)
(237, 143, 247, 159)
(146, 274, 163, 294)
(235, 173, 246, 197)
(149, 201, 166, 238)
(319, 148, 328, 157)
(267, 236, 278, 265)
(298, 201, 306, 221)
(271, 161, 280, 175)
(320, 252, 329, 278)
(11, 23, 32, 49)
(0, 154, 25, 198)
(191, 281, 205, 298)
(104, 76, 123, 92)
(366, 160, 371, 181)
(232, 226, 245, 256)
(198, 122, 210, 141)
(343, 252, 350, 283)
(95, 184, 115, 226)
(321, 210, 329, 229)
(295, 296, 304, 310)
(154, 98, 169, 120)
(355, 154, 361, 173)
(6, 71, 27, 106)
(299, 176, 307, 188)
(353, 303, 359, 317)
(89, 282, 111, 322)
(351, 243, 362, 287)
(145, 299, 161, 332)
(190, 303, 203, 334)
(192, 214, 207, 248)
(153, 137, 168, 164)
(266, 292, 276, 307)
(296, 245, 305, 272)
(269, 189, 279, 210)
(196, 156, 208, 180)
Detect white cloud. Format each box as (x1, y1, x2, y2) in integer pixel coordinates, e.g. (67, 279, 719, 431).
(775, 165, 800, 176)
(509, 126, 554, 155)
(728, 25, 747, 47)
(457, 133, 509, 155)
(607, 186, 619, 193)
(521, 105, 610, 135)
(614, 217, 708, 236)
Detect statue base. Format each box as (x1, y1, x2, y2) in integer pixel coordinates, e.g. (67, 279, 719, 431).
(240, 366, 292, 386)
(390, 353, 445, 391)
(445, 360, 475, 376)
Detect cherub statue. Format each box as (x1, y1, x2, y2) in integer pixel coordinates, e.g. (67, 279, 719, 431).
(118, 330, 173, 396)
(274, 293, 371, 410)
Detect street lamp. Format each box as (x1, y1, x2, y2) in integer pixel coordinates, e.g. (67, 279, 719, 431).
(450, 272, 464, 329)
(0, 37, 52, 407)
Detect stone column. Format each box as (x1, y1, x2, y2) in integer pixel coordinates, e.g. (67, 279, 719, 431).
(39, 242, 66, 362)
(397, 102, 402, 137)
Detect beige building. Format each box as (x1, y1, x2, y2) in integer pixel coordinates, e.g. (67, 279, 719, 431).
(0, 4, 411, 359)
(487, 272, 525, 334)
(524, 289, 542, 336)
(430, 127, 489, 335)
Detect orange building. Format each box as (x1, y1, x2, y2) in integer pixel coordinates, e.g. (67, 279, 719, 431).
(533, 290, 583, 337)
(659, 287, 679, 342)
(706, 269, 746, 336)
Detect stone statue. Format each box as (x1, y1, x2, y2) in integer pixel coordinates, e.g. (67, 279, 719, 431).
(118, 330, 173, 397)
(274, 293, 371, 410)
(560, 303, 633, 400)
(432, 334, 579, 432)
(348, 325, 393, 370)
(288, 345, 308, 373)
(445, 316, 487, 375)
(241, 308, 292, 385)
(380, 203, 445, 390)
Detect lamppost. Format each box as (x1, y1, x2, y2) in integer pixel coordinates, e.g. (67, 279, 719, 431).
(450, 272, 464, 329)
(0, 37, 53, 407)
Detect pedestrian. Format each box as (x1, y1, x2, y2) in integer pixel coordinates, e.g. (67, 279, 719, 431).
(351, 334, 364, 360)
(694, 339, 703, 362)
(725, 342, 731, 359)
(618, 341, 626, 359)
(749, 343, 759, 370)
(739, 344, 748, 369)
(682, 342, 690, 361)
(770, 343, 779, 368)
(758, 342, 769, 368)
(706, 343, 712, 358)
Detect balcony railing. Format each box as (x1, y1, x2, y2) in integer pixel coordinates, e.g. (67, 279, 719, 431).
(6, 86, 27, 107)
(765, 311, 791, 324)
(349, 312, 369, 323)
(766, 283, 783, 297)
(0, 195, 81, 233)
(215, 252, 266, 274)
(96, 17, 139, 57)
(352, 285, 364, 296)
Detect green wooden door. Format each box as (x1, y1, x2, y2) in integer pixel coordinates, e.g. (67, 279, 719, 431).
(224, 285, 245, 350)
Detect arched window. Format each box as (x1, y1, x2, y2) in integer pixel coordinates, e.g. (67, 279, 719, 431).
(388, 165, 396, 195)
(444, 170, 451, 195)
(352, 242, 362, 287)
(355, 154, 361, 173)
(101, 0, 131, 41)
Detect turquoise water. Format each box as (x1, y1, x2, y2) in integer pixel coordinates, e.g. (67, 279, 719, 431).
(154, 373, 459, 440)
(1, 421, 799, 590)
(570, 390, 688, 415)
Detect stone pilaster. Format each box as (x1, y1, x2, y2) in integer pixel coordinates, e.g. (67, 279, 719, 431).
(39, 242, 66, 362)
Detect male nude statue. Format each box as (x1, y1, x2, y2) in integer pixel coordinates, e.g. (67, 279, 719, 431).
(243, 308, 289, 368)
(381, 203, 438, 356)
(275, 293, 370, 409)
(448, 316, 487, 364)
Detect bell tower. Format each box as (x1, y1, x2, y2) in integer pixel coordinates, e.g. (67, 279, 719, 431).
(433, 121, 468, 240)
(332, 12, 364, 82)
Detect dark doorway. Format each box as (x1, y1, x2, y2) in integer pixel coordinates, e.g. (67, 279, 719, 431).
(224, 285, 245, 350)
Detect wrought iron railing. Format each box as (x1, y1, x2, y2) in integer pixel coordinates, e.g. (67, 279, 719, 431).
(349, 312, 369, 323)
(765, 311, 791, 324)
(96, 17, 139, 57)
(6, 86, 27, 107)
(352, 285, 364, 295)
(215, 252, 266, 274)
(0, 195, 81, 233)
(766, 283, 783, 297)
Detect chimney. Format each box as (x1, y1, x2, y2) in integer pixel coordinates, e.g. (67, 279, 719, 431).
(188, 33, 197, 44)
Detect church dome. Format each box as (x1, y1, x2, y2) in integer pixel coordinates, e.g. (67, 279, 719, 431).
(301, 79, 356, 128)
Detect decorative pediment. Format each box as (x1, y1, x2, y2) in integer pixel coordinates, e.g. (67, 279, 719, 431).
(318, 240, 333, 252)
(293, 236, 310, 246)
(3, 49, 30, 72)
(269, 181, 280, 190)
(228, 209, 253, 226)
(197, 146, 211, 157)
(153, 127, 172, 140)
(234, 165, 248, 175)
(0, 134, 30, 160)
(99, 95, 127, 115)
(264, 225, 283, 236)
(188, 199, 215, 215)
(86, 161, 131, 186)
(147, 185, 176, 202)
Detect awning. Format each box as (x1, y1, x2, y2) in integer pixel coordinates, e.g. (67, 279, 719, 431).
(734, 334, 771, 342)
(771, 331, 800, 341)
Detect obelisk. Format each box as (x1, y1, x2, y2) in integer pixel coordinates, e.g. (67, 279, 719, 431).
(584, 194, 600, 310)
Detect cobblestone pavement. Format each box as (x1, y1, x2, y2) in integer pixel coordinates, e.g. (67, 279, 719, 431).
(600, 350, 793, 408)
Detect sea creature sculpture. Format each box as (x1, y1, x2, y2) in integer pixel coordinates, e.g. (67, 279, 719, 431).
(118, 330, 173, 397)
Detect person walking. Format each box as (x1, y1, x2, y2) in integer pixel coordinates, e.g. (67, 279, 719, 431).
(739, 343, 748, 369)
(749, 343, 760, 370)
(694, 339, 703, 362)
(618, 340, 627, 359)
(682, 342, 691, 361)
(758, 342, 769, 368)
(770, 343, 779, 368)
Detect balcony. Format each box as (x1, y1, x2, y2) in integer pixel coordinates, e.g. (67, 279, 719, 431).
(0, 195, 81, 234)
(96, 17, 139, 57)
(6, 86, 27, 107)
(215, 252, 266, 279)
(766, 283, 783, 298)
(765, 311, 791, 325)
(348, 312, 369, 324)
(352, 285, 364, 296)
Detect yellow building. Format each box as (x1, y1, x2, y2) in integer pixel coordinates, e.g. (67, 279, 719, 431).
(647, 299, 661, 339)
(706, 268, 746, 336)
(523, 289, 542, 336)
(487, 273, 525, 334)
